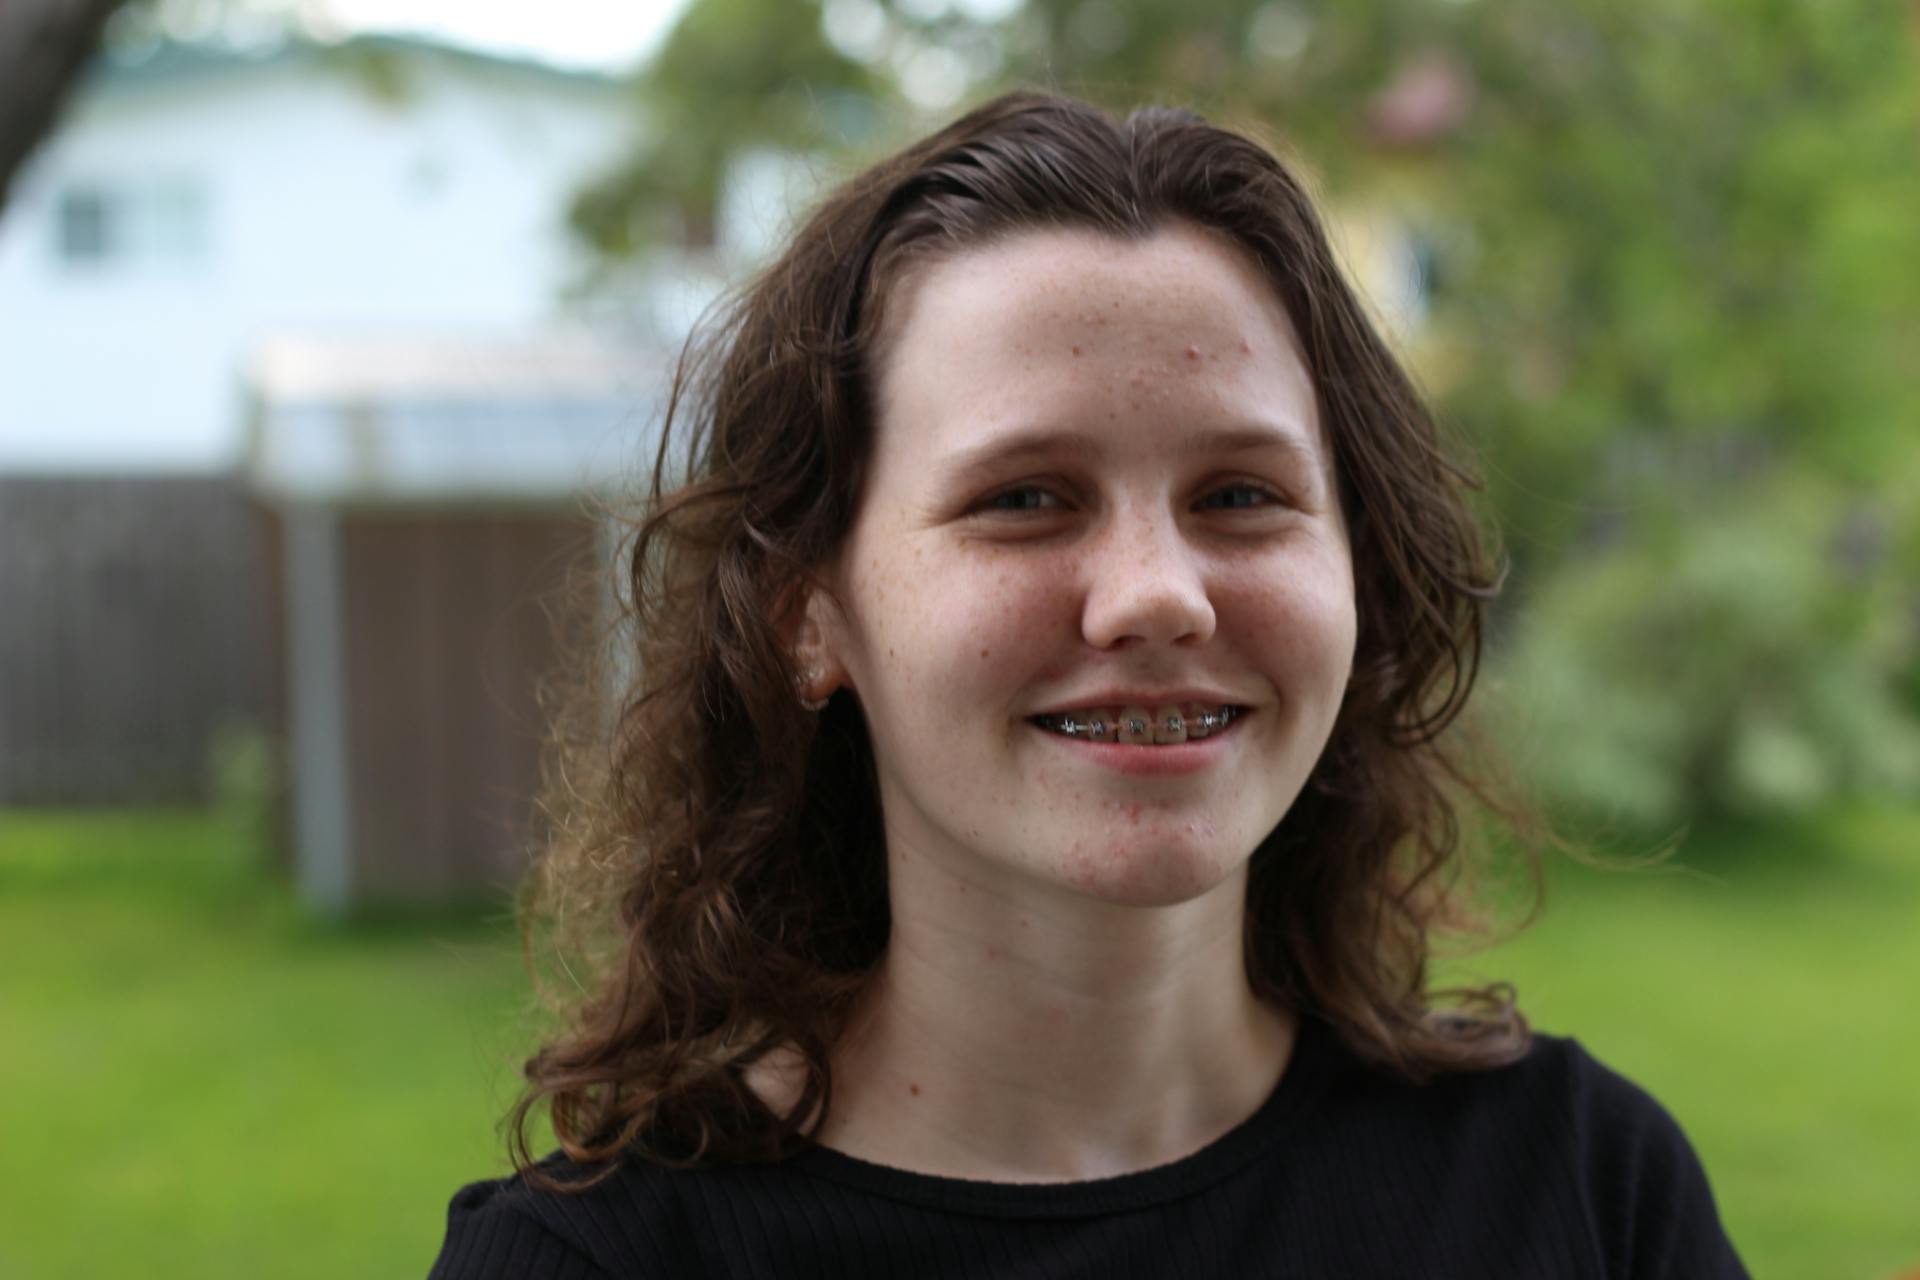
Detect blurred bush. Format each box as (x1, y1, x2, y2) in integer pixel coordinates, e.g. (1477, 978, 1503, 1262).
(1499, 475, 1920, 830)
(205, 718, 281, 868)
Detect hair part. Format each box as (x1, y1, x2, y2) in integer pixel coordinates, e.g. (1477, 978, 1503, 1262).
(509, 89, 1544, 1190)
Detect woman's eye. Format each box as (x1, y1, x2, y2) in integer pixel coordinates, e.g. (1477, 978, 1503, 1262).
(1198, 484, 1280, 511)
(980, 486, 1065, 513)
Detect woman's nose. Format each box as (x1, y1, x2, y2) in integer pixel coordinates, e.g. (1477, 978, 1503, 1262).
(1079, 510, 1217, 650)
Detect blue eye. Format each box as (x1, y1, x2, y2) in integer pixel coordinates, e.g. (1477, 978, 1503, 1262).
(1199, 485, 1278, 510)
(982, 487, 1064, 512)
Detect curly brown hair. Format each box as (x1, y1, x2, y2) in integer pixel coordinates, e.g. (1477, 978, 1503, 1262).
(509, 89, 1541, 1188)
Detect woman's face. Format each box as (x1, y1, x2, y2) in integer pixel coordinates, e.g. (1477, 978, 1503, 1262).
(814, 221, 1355, 908)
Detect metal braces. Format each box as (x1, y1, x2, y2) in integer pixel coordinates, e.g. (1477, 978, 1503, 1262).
(1041, 707, 1237, 741)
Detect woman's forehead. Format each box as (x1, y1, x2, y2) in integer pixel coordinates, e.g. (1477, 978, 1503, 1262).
(882, 223, 1299, 356)
(869, 223, 1330, 474)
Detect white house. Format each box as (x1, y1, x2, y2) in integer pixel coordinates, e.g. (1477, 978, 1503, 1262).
(0, 34, 648, 473)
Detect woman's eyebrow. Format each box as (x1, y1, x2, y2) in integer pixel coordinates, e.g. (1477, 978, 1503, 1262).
(938, 428, 1100, 482)
(1185, 425, 1325, 470)
(938, 422, 1325, 482)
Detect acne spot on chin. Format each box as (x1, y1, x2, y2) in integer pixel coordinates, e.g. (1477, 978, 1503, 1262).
(1070, 345, 1083, 357)
(979, 647, 990, 659)
(1239, 337, 1253, 354)
(1185, 344, 1201, 362)
(908, 1082, 922, 1097)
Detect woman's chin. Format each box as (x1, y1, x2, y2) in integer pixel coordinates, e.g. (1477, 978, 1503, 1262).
(1046, 833, 1251, 908)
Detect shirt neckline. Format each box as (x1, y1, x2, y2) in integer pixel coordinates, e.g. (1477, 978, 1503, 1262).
(784, 1012, 1339, 1219)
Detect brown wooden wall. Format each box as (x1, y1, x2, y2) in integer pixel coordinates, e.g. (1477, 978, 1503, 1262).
(0, 475, 276, 805)
(338, 512, 597, 902)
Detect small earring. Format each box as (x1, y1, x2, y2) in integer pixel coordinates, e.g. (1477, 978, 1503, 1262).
(793, 665, 830, 712)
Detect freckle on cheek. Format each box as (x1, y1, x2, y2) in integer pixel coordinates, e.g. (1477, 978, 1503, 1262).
(979, 647, 990, 659)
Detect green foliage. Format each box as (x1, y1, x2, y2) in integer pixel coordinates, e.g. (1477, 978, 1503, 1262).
(205, 717, 281, 865)
(1409, 0, 1920, 828)
(1499, 475, 1920, 830)
(569, 0, 892, 256)
(1424, 0, 1920, 563)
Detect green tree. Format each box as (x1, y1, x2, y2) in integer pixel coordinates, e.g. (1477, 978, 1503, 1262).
(569, 0, 892, 256)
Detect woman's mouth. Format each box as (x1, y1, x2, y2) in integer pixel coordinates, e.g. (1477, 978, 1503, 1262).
(1026, 702, 1247, 745)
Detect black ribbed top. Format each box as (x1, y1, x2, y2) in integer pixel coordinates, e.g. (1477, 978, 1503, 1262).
(428, 1018, 1749, 1278)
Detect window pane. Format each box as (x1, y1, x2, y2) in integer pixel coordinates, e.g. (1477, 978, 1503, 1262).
(58, 188, 114, 262)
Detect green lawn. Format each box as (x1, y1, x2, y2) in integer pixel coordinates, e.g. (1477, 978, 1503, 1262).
(0, 811, 540, 1278)
(2, 805, 1916, 1277)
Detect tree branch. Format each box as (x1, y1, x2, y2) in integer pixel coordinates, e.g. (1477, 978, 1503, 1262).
(0, 0, 128, 211)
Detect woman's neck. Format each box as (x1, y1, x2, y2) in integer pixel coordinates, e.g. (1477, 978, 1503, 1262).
(793, 857, 1298, 1183)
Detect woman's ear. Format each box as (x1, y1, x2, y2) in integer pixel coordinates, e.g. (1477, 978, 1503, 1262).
(780, 578, 847, 712)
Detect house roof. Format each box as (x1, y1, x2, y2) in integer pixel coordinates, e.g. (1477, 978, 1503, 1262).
(243, 334, 668, 506)
(85, 32, 625, 101)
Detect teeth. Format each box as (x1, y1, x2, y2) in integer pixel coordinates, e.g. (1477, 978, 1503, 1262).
(1036, 703, 1239, 744)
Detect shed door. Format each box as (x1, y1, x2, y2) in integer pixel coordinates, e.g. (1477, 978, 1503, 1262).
(341, 512, 595, 903)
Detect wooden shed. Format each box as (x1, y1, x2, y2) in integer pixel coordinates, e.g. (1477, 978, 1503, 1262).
(245, 335, 661, 911)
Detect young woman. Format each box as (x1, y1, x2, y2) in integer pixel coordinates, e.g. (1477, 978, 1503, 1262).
(429, 91, 1747, 1277)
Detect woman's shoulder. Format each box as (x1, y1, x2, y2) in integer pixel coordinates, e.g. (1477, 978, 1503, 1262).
(1330, 1024, 1711, 1174)
(1317, 1022, 1745, 1276)
(427, 1151, 703, 1280)
(1513, 1032, 1732, 1220)
(1433, 1027, 1704, 1160)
